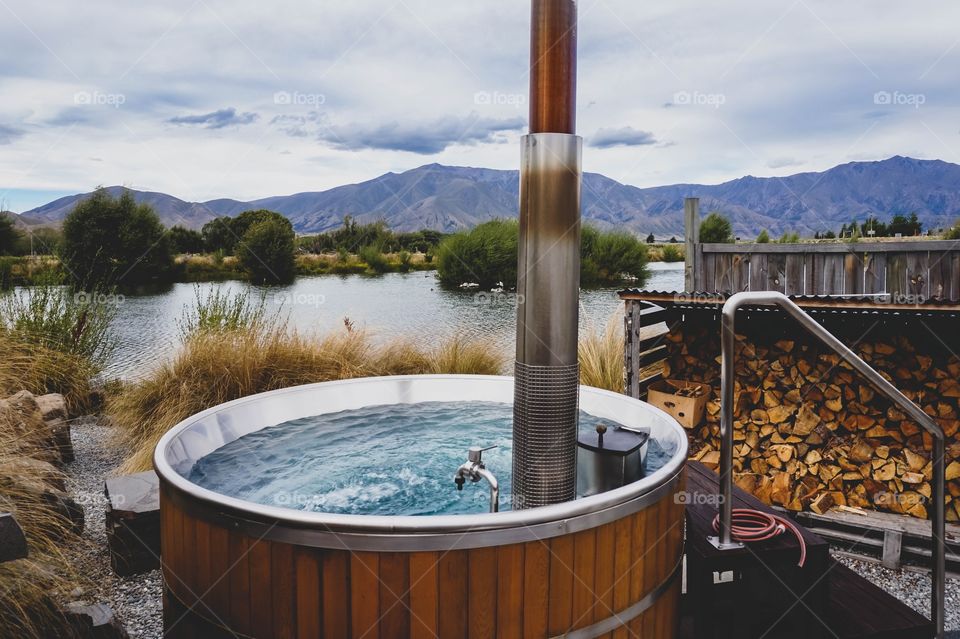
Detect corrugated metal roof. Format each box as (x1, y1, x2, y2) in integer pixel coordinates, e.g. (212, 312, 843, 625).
(617, 289, 960, 317)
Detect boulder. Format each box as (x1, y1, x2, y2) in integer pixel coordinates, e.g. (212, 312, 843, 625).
(0, 512, 28, 563)
(66, 603, 129, 639)
(0, 457, 66, 492)
(105, 471, 161, 576)
(35, 393, 68, 422)
(47, 417, 74, 464)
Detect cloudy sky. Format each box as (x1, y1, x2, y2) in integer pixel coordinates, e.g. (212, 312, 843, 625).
(1, 0, 958, 212)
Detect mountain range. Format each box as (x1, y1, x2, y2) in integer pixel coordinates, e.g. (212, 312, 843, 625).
(14, 156, 960, 237)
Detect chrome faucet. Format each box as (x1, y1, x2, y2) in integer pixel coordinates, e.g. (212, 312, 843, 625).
(453, 446, 500, 513)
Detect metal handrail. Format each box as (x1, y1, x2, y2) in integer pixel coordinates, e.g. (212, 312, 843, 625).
(717, 292, 945, 638)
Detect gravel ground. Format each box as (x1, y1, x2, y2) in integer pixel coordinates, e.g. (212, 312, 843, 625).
(65, 417, 162, 639)
(61, 417, 957, 637)
(833, 551, 960, 632)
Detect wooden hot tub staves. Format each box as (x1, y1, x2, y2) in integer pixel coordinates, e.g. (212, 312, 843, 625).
(160, 474, 685, 639)
(153, 376, 690, 639)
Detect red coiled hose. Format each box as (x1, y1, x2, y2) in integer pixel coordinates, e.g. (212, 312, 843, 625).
(712, 508, 807, 567)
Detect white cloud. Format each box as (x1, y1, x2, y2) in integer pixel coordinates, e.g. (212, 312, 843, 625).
(0, 0, 959, 208)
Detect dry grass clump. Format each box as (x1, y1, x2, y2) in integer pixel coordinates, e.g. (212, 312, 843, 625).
(0, 336, 97, 415)
(0, 409, 87, 638)
(579, 315, 625, 393)
(112, 323, 505, 473)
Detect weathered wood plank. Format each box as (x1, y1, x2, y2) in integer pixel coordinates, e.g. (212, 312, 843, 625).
(409, 551, 439, 639)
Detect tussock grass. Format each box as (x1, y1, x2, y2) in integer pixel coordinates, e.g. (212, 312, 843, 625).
(112, 289, 505, 472)
(0, 335, 98, 415)
(0, 285, 114, 413)
(0, 414, 87, 638)
(579, 315, 625, 393)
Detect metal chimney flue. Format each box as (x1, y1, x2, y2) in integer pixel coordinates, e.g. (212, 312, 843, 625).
(512, 0, 582, 510)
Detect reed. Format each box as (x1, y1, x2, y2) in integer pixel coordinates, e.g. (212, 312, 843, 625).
(111, 293, 505, 472)
(0, 413, 87, 638)
(578, 315, 625, 393)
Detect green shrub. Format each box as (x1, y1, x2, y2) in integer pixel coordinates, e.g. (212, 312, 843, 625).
(398, 250, 412, 272)
(778, 231, 800, 243)
(436, 219, 518, 289)
(177, 287, 277, 339)
(359, 245, 390, 274)
(699, 212, 734, 243)
(0, 285, 115, 367)
(944, 221, 960, 240)
(660, 244, 684, 262)
(756, 229, 770, 243)
(236, 217, 296, 284)
(580, 227, 649, 286)
(60, 188, 173, 290)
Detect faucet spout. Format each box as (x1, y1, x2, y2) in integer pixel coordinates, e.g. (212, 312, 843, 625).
(452, 446, 500, 512)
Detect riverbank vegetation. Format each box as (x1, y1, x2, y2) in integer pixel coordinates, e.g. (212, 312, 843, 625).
(435, 219, 650, 289)
(0, 405, 87, 638)
(110, 290, 506, 472)
(0, 285, 113, 413)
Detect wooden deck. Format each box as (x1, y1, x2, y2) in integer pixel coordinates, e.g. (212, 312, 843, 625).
(681, 461, 934, 638)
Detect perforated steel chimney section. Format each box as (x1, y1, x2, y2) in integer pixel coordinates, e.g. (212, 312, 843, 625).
(512, 0, 581, 510)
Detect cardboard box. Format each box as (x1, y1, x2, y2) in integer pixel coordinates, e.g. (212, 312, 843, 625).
(647, 379, 711, 429)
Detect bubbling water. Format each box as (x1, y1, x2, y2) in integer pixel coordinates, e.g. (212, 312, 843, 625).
(186, 401, 672, 516)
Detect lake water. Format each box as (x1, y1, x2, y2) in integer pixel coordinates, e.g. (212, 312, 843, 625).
(84, 261, 683, 379)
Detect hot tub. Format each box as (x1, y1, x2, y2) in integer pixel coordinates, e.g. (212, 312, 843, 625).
(155, 375, 688, 638)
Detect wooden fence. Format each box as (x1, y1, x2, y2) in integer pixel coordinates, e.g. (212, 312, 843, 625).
(682, 199, 960, 301)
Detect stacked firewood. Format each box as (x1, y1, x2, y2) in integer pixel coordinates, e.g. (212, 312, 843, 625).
(663, 325, 960, 521)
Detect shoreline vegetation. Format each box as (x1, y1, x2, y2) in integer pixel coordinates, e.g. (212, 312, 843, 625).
(4, 189, 958, 291)
(110, 288, 628, 473)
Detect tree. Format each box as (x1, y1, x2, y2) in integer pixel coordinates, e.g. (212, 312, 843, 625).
(0, 214, 21, 255)
(201, 217, 236, 253)
(60, 188, 172, 290)
(236, 217, 296, 284)
(756, 229, 770, 243)
(699, 212, 734, 243)
(862, 216, 888, 237)
(889, 213, 921, 236)
(168, 226, 205, 254)
(645, 233, 655, 244)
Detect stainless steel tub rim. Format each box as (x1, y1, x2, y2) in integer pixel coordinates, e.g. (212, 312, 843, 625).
(154, 375, 688, 549)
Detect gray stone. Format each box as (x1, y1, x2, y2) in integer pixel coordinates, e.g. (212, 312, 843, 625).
(66, 602, 130, 639)
(0, 512, 28, 563)
(104, 471, 160, 576)
(48, 417, 75, 464)
(35, 393, 68, 422)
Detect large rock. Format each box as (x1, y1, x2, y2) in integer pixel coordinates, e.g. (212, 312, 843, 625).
(0, 512, 28, 563)
(66, 603, 130, 639)
(105, 471, 160, 576)
(0, 456, 66, 492)
(35, 393, 67, 422)
(0, 390, 62, 465)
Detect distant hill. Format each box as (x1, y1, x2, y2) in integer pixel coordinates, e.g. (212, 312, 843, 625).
(17, 156, 960, 236)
